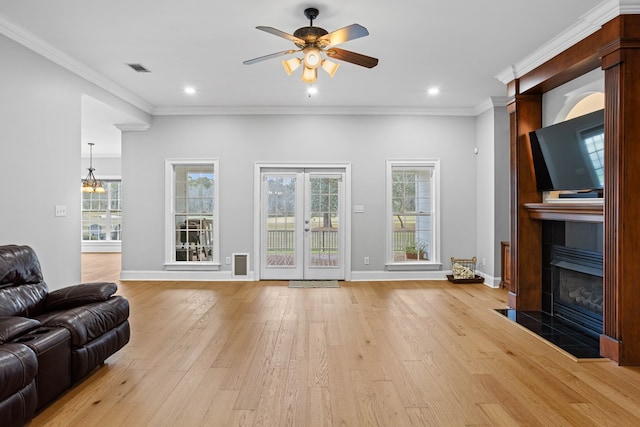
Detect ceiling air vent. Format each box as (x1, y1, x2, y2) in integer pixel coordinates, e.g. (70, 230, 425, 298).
(127, 63, 151, 73)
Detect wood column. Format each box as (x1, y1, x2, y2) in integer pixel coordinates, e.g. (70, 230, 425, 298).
(508, 92, 542, 310)
(600, 15, 640, 364)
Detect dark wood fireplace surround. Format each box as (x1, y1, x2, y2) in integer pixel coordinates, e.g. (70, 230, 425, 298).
(508, 14, 640, 365)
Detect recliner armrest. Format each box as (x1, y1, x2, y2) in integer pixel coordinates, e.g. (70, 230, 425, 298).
(44, 282, 118, 312)
(0, 316, 41, 344)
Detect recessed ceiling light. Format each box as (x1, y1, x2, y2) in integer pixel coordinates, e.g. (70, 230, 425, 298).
(184, 86, 196, 95)
(427, 87, 440, 96)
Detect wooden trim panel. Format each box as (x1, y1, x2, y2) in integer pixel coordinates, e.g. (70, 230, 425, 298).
(524, 203, 603, 223)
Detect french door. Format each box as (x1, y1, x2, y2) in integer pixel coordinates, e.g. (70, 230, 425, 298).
(260, 168, 345, 280)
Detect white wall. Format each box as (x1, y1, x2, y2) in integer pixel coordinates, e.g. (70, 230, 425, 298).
(1, 30, 507, 285)
(475, 108, 496, 281)
(493, 105, 510, 280)
(474, 100, 510, 286)
(121, 114, 480, 280)
(0, 34, 149, 289)
(80, 156, 122, 178)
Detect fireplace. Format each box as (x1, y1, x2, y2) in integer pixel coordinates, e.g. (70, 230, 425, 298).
(541, 221, 604, 338)
(550, 245, 603, 337)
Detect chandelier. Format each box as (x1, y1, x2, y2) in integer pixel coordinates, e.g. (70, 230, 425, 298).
(82, 143, 105, 193)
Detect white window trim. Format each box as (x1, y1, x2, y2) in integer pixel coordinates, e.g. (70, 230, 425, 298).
(164, 159, 220, 270)
(385, 159, 442, 270)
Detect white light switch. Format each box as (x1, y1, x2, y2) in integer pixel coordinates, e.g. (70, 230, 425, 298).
(55, 205, 67, 217)
(353, 205, 365, 213)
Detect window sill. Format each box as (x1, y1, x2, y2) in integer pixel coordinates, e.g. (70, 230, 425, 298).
(386, 262, 442, 271)
(164, 262, 221, 271)
(82, 240, 122, 253)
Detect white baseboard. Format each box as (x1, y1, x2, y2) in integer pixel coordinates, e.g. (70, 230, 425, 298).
(120, 269, 254, 281)
(350, 270, 450, 281)
(119, 269, 497, 286)
(477, 271, 500, 288)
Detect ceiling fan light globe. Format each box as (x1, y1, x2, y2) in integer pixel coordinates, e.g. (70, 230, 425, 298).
(303, 48, 322, 69)
(282, 57, 301, 76)
(321, 60, 340, 77)
(301, 66, 318, 84)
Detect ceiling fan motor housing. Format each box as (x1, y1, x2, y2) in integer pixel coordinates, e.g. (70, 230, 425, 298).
(293, 26, 328, 46)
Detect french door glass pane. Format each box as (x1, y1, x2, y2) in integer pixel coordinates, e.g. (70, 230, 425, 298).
(266, 176, 296, 267)
(309, 176, 339, 267)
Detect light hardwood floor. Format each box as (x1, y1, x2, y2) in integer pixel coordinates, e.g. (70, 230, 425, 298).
(30, 254, 640, 426)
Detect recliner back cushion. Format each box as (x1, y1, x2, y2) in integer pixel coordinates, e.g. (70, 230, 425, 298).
(0, 245, 49, 316)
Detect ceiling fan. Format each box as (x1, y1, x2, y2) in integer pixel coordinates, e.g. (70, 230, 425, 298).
(243, 7, 378, 84)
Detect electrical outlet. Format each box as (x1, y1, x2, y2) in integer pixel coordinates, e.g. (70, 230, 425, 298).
(225, 257, 231, 265)
(364, 256, 370, 265)
(482, 258, 486, 266)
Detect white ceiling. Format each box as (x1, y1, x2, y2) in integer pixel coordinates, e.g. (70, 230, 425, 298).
(0, 0, 619, 155)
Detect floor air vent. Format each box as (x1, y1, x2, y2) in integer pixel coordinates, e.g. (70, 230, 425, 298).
(232, 253, 249, 277)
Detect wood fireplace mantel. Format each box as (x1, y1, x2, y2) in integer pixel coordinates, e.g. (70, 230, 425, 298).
(524, 202, 603, 223)
(508, 14, 640, 364)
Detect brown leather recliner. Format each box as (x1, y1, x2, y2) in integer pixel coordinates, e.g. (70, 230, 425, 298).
(0, 245, 130, 426)
(0, 334, 38, 427)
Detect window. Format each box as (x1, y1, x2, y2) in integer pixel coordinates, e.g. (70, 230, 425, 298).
(165, 160, 219, 268)
(82, 180, 122, 241)
(386, 160, 440, 267)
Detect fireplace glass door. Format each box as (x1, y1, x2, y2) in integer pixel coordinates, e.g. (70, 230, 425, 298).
(550, 245, 603, 336)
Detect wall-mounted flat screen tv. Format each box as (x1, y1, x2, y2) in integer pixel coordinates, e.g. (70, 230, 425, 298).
(529, 109, 604, 194)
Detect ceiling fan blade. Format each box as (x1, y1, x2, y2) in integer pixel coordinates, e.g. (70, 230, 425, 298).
(243, 50, 298, 65)
(256, 26, 306, 45)
(326, 47, 378, 68)
(318, 24, 369, 47)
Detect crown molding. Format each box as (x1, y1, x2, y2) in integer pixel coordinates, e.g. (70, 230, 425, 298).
(152, 105, 479, 117)
(0, 12, 154, 114)
(621, 0, 640, 13)
(495, 0, 640, 84)
(114, 123, 151, 132)
(473, 96, 510, 115)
